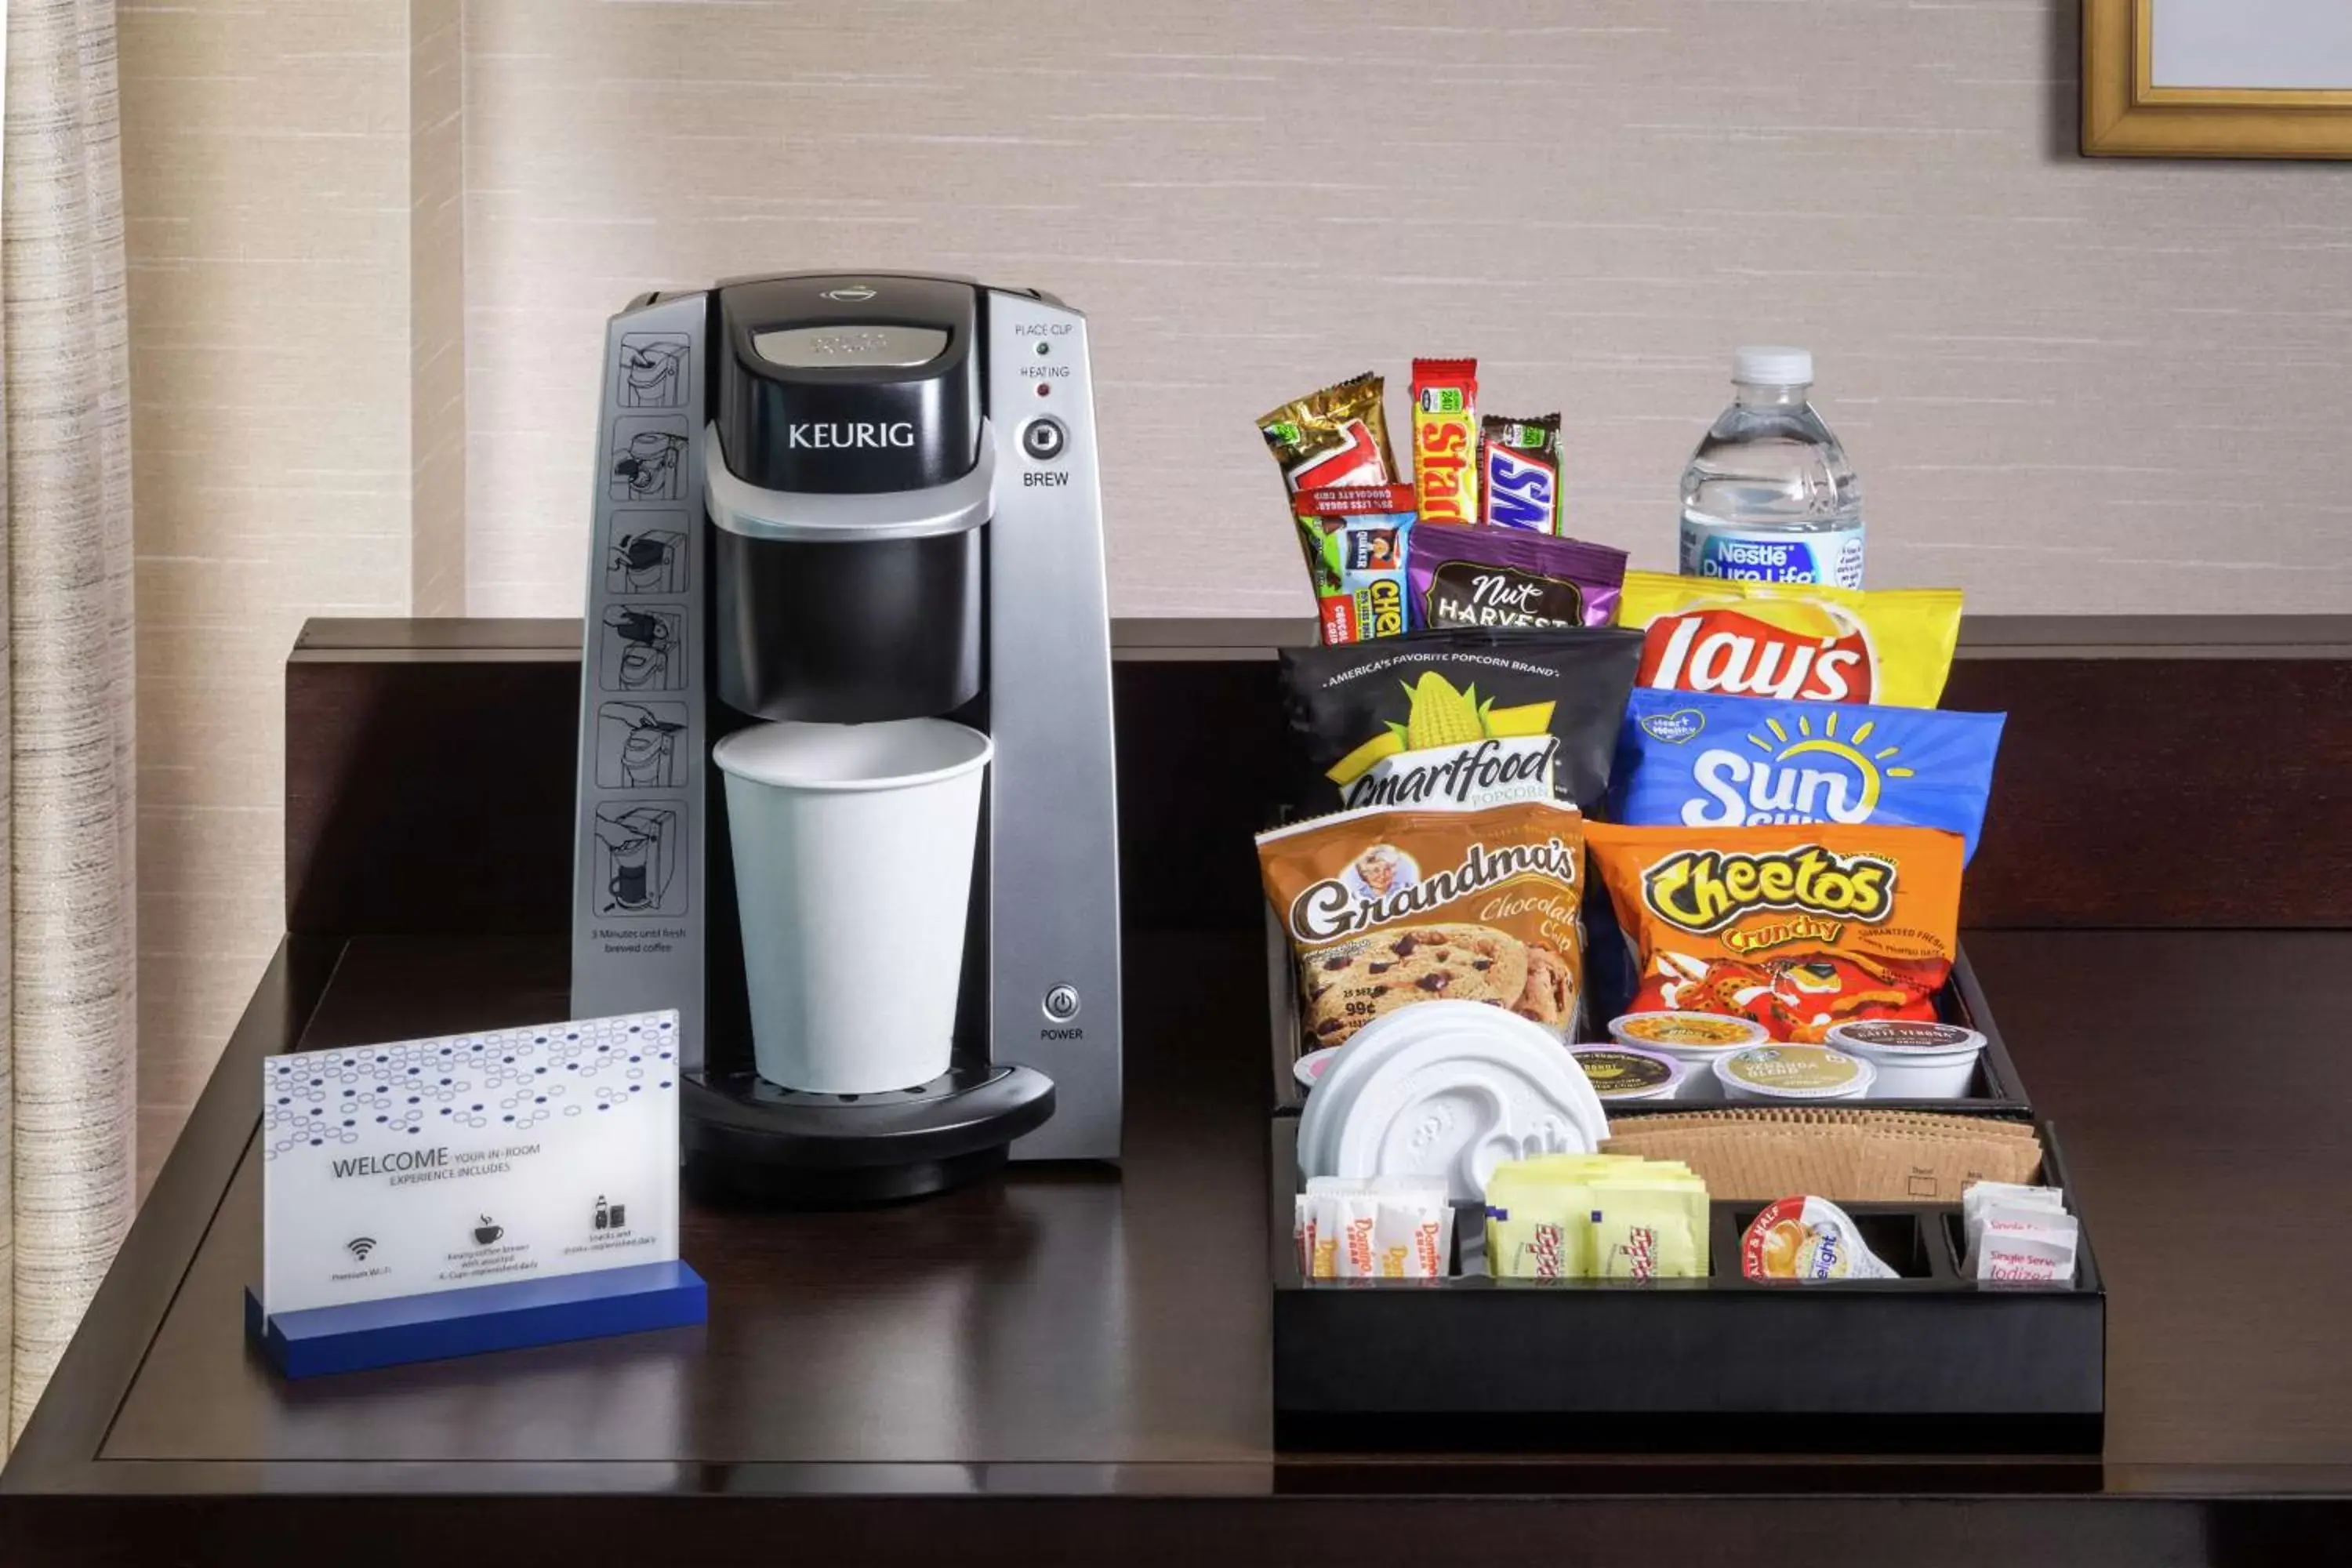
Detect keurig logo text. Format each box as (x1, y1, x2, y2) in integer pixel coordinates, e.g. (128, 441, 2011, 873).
(786, 421, 916, 450)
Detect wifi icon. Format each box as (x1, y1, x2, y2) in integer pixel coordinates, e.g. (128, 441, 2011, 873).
(346, 1236, 378, 1261)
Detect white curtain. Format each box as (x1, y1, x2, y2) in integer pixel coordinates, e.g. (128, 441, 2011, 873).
(0, 0, 138, 1450)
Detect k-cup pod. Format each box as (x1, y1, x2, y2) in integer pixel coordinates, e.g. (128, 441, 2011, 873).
(1570, 1045, 1684, 1103)
(1714, 1044, 1875, 1102)
(713, 718, 991, 1094)
(1607, 1011, 1767, 1102)
(1824, 1018, 1987, 1100)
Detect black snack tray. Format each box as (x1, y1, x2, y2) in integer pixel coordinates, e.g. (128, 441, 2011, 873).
(1266, 945, 2106, 1452)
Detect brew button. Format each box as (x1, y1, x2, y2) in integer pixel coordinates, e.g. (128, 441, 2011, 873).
(1043, 985, 1080, 1022)
(1022, 418, 1066, 461)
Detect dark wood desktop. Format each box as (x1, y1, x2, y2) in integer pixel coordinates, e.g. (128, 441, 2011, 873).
(4, 615, 2350, 1565)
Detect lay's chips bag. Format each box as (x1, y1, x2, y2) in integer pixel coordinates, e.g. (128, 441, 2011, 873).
(1614, 572, 1962, 708)
(1611, 688, 2005, 862)
(1587, 822, 1964, 1043)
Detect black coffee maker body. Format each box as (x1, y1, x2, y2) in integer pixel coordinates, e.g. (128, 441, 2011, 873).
(570, 274, 1123, 1203)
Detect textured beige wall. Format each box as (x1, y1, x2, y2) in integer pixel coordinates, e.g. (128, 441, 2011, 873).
(412, 0, 470, 616)
(118, 2, 458, 1192)
(118, 2, 2352, 1192)
(464, 0, 2352, 619)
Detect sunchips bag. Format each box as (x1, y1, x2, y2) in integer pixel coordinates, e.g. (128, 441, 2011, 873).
(1280, 626, 1643, 817)
(1612, 688, 2005, 862)
(1615, 571, 1962, 708)
(1586, 822, 1964, 1043)
(1258, 799, 1587, 1053)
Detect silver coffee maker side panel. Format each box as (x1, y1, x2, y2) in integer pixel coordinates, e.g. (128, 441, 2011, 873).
(985, 290, 1122, 1161)
(571, 291, 711, 1069)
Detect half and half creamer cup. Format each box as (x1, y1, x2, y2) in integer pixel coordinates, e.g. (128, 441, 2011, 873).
(1740, 1195, 1900, 1281)
(1824, 1018, 1987, 1100)
(1713, 1043, 1875, 1102)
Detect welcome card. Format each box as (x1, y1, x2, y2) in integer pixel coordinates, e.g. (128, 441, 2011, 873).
(261, 1011, 681, 1314)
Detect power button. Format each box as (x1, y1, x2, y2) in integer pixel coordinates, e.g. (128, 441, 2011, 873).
(1042, 985, 1080, 1022)
(1021, 418, 1066, 463)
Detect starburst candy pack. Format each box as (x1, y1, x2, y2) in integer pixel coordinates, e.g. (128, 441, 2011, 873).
(1611, 688, 2005, 862)
(1616, 572, 1963, 708)
(1586, 821, 1965, 1043)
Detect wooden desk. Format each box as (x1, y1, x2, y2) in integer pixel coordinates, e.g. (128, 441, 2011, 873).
(3, 927, 2347, 1563)
(5, 617, 2351, 1563)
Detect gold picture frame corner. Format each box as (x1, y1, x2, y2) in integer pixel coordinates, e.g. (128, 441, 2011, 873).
(2082, 0, 2352, 160)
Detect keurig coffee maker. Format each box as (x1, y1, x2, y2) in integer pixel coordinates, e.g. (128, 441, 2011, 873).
(571, 272, 1121, 1202)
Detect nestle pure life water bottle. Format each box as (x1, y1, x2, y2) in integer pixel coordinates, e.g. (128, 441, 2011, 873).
(1678, 347, 1864, 586)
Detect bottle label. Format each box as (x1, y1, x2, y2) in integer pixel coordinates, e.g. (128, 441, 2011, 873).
(1680, 526, 1864, 588)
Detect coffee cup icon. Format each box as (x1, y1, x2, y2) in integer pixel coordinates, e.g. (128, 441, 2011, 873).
(474, 1215, 503, 1246)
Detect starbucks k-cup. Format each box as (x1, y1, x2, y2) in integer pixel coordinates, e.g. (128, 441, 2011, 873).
(713, 718, 991, 1094)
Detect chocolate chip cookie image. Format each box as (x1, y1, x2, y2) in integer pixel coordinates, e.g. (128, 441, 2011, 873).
(1303, 924, 1530, 1047)
(1511, 942, 1577, 1029)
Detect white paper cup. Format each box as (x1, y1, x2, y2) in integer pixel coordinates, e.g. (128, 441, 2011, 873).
(1824, 1019, 1987, 1100)
(713, 718, 991, 1094)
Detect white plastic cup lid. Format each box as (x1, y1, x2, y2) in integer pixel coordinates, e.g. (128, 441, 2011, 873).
(1733, 346, 1813, 387)
(712, 717, 991, 792)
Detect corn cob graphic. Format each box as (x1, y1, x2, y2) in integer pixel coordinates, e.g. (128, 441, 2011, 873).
(1323, 671, 1559, 785)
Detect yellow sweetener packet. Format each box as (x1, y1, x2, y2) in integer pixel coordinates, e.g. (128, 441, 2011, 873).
(1615, 571, 1962, 709)
(1486, 1155, 1711, 1279)
(1584, 1174, 1710, 1280)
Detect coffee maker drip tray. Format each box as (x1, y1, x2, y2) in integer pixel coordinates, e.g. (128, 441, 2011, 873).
(681, 1064, 1053, 1207)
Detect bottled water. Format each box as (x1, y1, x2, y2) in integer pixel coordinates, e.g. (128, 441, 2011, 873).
(1678, 347, 1864, 586)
